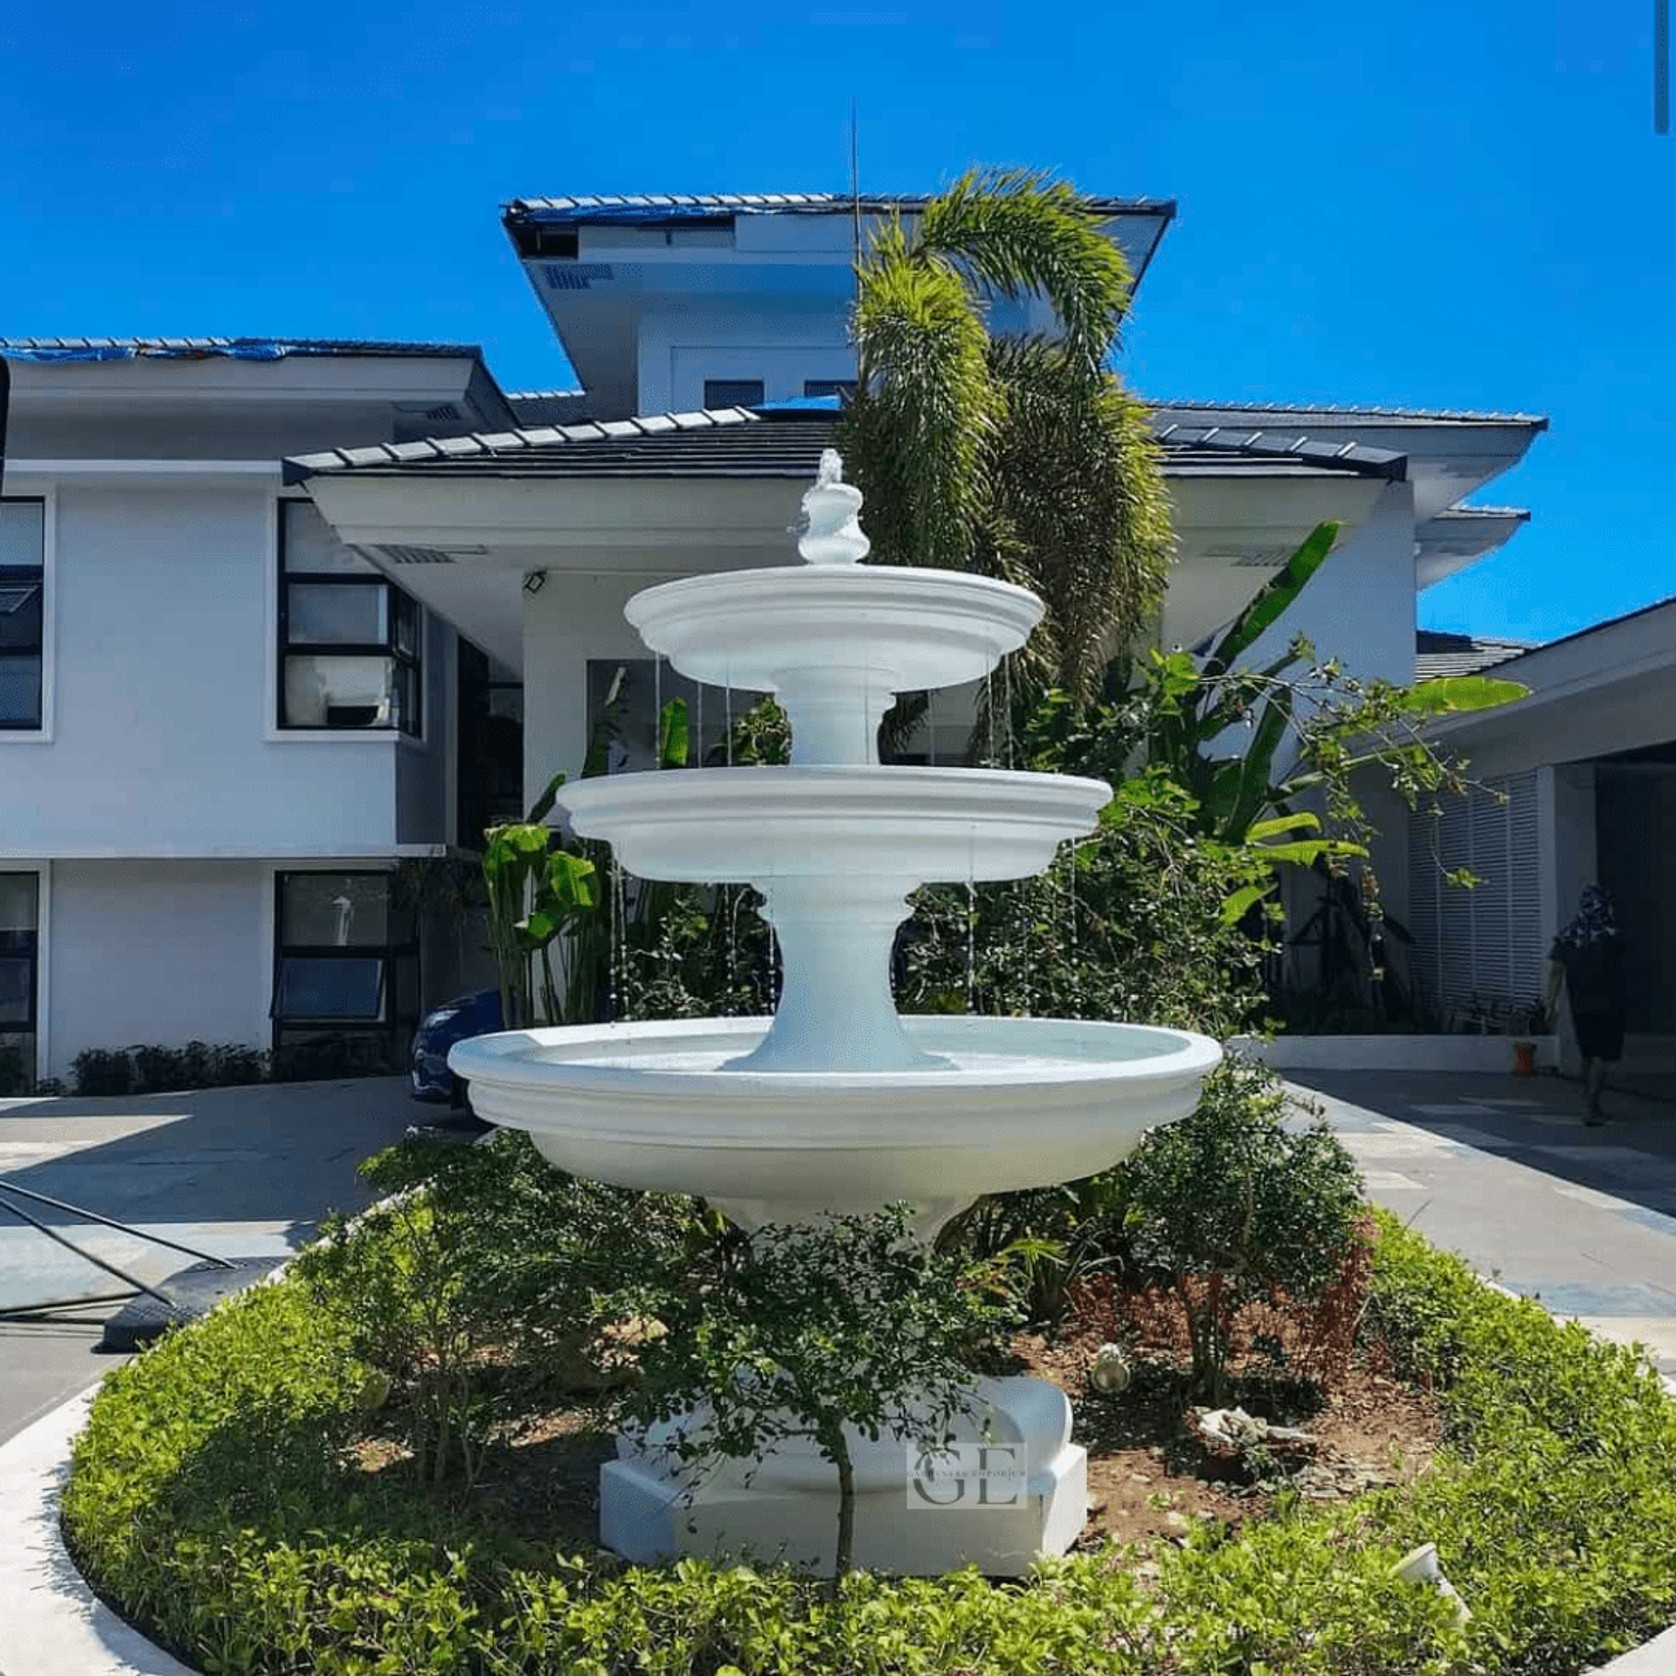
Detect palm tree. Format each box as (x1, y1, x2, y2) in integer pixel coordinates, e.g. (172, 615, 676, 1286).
(840, 169, 1172, 704)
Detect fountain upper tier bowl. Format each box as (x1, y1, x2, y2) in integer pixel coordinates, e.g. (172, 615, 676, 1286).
(626, 565, 1042, 695)
(559, 764, 1112, 884)
(449, 1014, 1222, 1233)
(626, 566, 1042, 766)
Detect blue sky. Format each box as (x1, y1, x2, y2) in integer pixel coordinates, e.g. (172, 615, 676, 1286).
(3, 0, 1673, 642)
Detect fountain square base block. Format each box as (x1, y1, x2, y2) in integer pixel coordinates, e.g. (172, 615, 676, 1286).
(600, 1376, 1086, 1576)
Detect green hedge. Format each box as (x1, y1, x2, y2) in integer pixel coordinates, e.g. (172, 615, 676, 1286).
(62, 1212, 1676, 1675)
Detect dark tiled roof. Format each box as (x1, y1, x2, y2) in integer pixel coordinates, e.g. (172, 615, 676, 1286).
(0, 336, 485, 362)
(285, 407, 1409, 484)
(505, 192, 1174, 225)
(1151, 397, 1548, 429)
(1415, 629, 1536, 680)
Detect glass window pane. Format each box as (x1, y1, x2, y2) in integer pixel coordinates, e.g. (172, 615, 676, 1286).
(0, 875, 37, 935)
(703, 379, 764, 409)
(0, 576, 42, 649)
(393, 660, 420, 736)
(390, 591, 420, 658)
(276, 956, 386, 1020)
(0, 656, 42, 728)
(281, 500, 376, 575)
(0, 958, 32, 1026)
(0, 503, 44, 569)
(281, 873, 390, 947)
(283, 653, 395, 728)
(286, 582, 387, 645)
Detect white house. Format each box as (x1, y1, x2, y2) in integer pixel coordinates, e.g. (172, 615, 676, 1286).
(291, 193, 1544, 970)
(1404, 598, 1676, 1071)
(1, 193, 1551, 1087)
(0, 337, 523, 1084)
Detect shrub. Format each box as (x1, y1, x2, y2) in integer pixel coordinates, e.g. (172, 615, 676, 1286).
(0, 1041, 28, 1095)
(626, 1205, 1021, 1580)
(72, 1046, 135, 1097)
(1114, 1056, 1366, 1399)
(61, 1200, 1676, 1675)
(296, 1132, 699, 1485)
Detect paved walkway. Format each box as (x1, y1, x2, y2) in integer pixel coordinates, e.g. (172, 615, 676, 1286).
(1288, 1068, 1676, 1382)
(0, 1079, 416, 1444)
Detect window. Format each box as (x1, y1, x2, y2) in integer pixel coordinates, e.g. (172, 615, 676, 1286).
(456, 640, 525, 848)
(0, 873, 39, 1085)
(0, 501, 45, 730)
(703, 379, 764, 410)
(803, 379, 857, 400)
(278, 501, 421, 734)
(272, 871, 418, 1072)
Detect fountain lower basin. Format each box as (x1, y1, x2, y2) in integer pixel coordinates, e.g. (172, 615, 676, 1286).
(451, 1014, 1219, 1233)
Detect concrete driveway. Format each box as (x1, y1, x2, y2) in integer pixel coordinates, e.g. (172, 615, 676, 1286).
(0, 1078, 418, 1444)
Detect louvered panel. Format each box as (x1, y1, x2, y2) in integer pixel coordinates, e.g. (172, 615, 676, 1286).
(1407, 807, 1443, 1015)
(1471, 784, 1513, 999)
(1506, 771, 1544, 1003)
(1436, 797, 1477, 1010)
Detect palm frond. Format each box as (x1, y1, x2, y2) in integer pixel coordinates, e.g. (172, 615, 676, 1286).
(915, 169, 1133, 370)
(983, 336, 1172, 698)
(843, 230, 995, 568)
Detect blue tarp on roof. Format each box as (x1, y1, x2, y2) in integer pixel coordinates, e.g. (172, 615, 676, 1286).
(0, 337, 481, 364)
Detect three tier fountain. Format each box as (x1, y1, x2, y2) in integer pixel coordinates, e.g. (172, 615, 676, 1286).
(451, 451, 1220, 1575)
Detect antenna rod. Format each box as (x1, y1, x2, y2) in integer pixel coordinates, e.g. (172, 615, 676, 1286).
(849, 98, 862, 262)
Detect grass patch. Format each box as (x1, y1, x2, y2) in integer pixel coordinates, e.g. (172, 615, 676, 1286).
(61, 1210, 1676, 1675)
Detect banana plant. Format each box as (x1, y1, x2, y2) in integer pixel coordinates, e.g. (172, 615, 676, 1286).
(482, 674, 692, 1030)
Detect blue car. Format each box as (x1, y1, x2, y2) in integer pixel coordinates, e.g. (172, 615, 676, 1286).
(409, 988, 503, 1106)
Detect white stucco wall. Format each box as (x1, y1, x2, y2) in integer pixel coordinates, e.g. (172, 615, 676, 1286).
(43, 859, 273, 1077)
(0, 479, 446, 857)
(636, 302, 854, 415)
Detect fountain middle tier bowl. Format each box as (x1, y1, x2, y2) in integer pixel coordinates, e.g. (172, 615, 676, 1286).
(623, 564, 1043, 696)
(450, 1015, 1221, 1231)
(558, 766, 1112, 884)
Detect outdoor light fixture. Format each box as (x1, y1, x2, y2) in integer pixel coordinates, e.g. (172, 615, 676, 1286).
(524, 570, 547, 594)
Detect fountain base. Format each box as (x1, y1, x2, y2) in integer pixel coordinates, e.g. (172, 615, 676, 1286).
(600, 1376, 1086, 1576)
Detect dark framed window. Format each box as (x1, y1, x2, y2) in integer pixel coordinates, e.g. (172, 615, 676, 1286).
(278, 500, 421, 734)
(272, 870, 418, 1074)
(803, 379, 857, 400)
(0, 500, 46, 731)
(0, 872, 39, 1088)
(456, 639, 525, 849)
(703, 378, 764, 409)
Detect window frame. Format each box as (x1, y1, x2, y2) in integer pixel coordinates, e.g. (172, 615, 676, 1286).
(702, 378, 765, 410)
(276, 499, 422, 737)
(803, 379, 857, 401)
(0, 871, 40, 1035)
(0, 497, 48, 735)
(270, 868, 420, 1060)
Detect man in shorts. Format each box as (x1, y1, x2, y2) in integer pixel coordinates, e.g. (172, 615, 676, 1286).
(1543, 886, 1628, 1127)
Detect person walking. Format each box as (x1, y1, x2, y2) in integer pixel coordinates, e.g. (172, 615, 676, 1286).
(1543, 885, 1628, 1126)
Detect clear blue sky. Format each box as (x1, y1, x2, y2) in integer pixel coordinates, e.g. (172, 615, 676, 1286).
(4, 0, 1673, 642)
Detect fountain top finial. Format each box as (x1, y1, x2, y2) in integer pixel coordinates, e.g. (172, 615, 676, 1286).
(798, 449, 870, 566)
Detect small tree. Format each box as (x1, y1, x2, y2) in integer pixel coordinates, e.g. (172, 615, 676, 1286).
(625, 1206, 1019, 1581)
(1115, 1058, 1365, 1402)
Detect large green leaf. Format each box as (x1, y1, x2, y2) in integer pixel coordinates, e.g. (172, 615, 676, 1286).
(545, 850, 599, 912)
(659, 696, 690, 770)
(1400, 675, 1528, 717)
(1222, 690, 1294, 842)
(1203, 522, 1340, 678)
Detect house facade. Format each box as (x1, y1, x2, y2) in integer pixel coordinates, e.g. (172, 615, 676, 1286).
(0, 339, 519, 1084)
(1, 192, 1552, 1086)
(292, 193, 1543, 981)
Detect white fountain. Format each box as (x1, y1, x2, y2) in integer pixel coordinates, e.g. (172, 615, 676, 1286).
(451, 451, 1220, 1575)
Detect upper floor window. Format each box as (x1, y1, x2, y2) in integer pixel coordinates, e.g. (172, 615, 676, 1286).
(803, 379, 857, 400)
(279, 501, 420, 735)
(703, 379, 764, 409)
(0, 501, 45, 731)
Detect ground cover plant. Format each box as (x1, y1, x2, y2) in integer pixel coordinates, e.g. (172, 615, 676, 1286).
(62, 1118, 1676, 1676)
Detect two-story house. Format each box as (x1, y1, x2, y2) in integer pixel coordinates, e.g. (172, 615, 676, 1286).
(291, 194, 1543, 1006)
(0, 338, 522, 1084)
